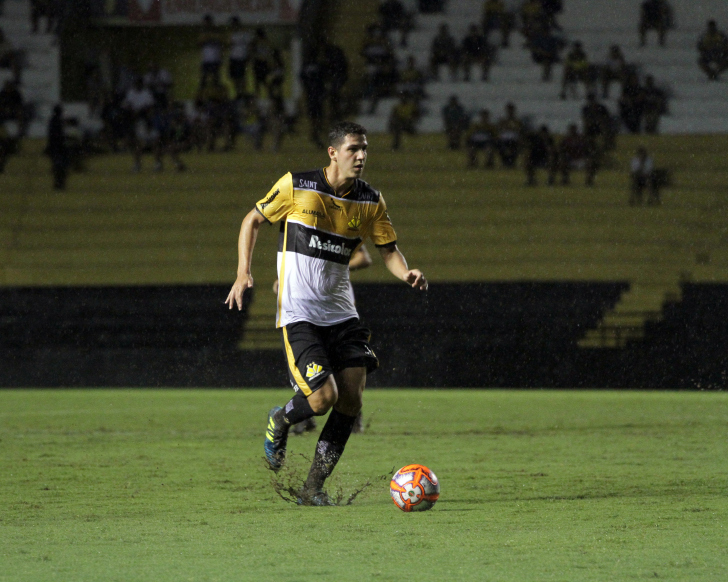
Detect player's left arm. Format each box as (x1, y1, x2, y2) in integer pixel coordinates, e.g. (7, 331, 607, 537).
(378, 242, 428, 291)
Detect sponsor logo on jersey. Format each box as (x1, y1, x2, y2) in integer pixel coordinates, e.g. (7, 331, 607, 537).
(309, 235, 353, 257)
(259, 189, 279, 211)
(347, 217, 362, 230)
(306, 362, 324, 380)
(299, 179, 318, 190)
(328, 201, 343, 212)
(303, 208, 325, 218)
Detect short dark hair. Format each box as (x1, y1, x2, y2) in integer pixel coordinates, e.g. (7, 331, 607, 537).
(328, 121, 367, 149)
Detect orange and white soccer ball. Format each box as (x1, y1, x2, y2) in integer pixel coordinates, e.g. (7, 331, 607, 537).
(390, 464, 440, 512)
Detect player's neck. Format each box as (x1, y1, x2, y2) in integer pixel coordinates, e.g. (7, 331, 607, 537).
(324, 165, 355, 196)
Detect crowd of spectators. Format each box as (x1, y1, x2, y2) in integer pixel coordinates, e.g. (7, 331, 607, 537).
(0, 0, 724, 190)
(59, 14, 301, 176)
(376, 0, 681, 155)
(442, 99, 599, 187)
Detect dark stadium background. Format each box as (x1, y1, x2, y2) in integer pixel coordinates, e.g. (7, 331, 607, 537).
(1, 0, 726, 389)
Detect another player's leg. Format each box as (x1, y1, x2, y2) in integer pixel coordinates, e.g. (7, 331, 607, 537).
(298, 367, 365, 506)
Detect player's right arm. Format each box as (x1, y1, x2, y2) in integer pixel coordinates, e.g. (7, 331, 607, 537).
(226, 173, 294, 311)
(225, 208, 268, 310)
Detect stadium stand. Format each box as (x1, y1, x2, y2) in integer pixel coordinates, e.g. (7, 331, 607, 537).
(359, 0, 728, 134)
(0, 1, 726, 387)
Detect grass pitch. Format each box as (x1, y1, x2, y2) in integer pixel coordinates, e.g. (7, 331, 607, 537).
(1, 389, 726, 581)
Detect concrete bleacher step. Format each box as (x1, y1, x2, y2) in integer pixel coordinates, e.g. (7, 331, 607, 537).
(580, 281, 683, 349)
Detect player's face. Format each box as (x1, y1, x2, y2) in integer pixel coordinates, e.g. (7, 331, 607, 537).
(331, 134, 368, 179)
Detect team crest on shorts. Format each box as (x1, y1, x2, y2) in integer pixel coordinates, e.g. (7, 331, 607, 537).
(306, 362, 324, 380)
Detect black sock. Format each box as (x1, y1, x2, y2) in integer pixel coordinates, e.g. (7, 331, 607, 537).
(303, 408, 357, 492)
(274, 392, 315, 426)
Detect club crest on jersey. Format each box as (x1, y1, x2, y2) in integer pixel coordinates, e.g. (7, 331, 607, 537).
(347, 217, 362, 230)
(306, 362, 324, 379)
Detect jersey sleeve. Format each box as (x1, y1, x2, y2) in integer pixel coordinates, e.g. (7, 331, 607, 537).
(369, 194, 398, 247)
(255, 173, 294, 224)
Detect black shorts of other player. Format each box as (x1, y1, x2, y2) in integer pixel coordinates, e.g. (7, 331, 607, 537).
(282, 318, 379, 396)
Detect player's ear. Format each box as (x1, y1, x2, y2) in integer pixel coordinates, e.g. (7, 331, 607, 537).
(328, 145, 337, 161)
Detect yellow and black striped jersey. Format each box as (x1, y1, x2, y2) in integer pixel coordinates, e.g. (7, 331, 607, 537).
(256, 168, 397, 328)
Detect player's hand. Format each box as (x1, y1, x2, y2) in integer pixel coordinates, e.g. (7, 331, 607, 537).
(405, 269, 428, 291)
(225, 275, 253, 310)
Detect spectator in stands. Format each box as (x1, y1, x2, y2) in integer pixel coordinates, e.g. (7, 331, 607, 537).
(460, 24, 496, 82)
(45, 105, 68, 190)
(149, 103, 187, 172)
(466, 108, 497, 167)
(0, 27, 21, 84)
(697, 20, 728, 81)
(581, 92, 615, 151)
(600, 45, 630, 99)
(557, 123, 597, 186)
(482, 0, 514, 48)
(1, 79, 32, 141)
(524, 124, 557, 186)
(228, 17, 252, 98)
(527, 23, 565, 81)
(198, 15, 224, 87)
(379, 0, 414, 48)
(322, 41, 349, 120)
(389, 93, 420, 150)
(361, 24, 396, 113)
(540, 0, 563, 32)
(396, 56, 427, 103)
(619, 71, 645, 133)
(0, 79, 23, 172)
(143, 62, 173, 109)
(0, 79, 27, 135)
(263, 95, 291, 152)
(31, 0, 59, 34)
(442, 94, 469, 150)
(122, 77, 155, 171)
(196, 77, 235, 151)
(630, 146, 660, 205)
(0, 120, 14, 173)
(429, 23, 459, 81)
(101, 89, 132, 153)
(251, 28, 275, 97)
(235, 93, 265, 150)
(496, 102, 523, 168)
(520, 0, 545, 44)
(642, 75, 667, 134)
(560, 41, 594, 99)
(300, 49, 326, 147)
(639, 0, 671, 47)
(267, 47, 286, 103)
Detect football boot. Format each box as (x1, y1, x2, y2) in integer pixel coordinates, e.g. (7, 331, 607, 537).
(264, 406, 288, 471)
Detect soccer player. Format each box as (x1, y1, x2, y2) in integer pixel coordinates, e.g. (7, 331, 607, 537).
(225, 121, 428, 506)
